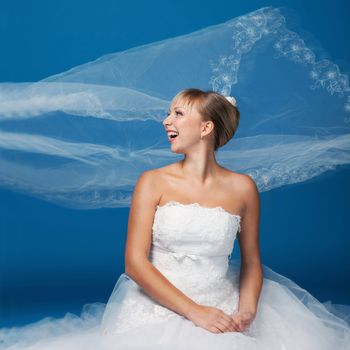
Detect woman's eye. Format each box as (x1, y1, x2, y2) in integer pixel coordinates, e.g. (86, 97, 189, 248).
(166, 111, 183, 117)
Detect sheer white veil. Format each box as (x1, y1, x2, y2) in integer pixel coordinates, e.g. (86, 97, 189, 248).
(0, 6, 349, 209)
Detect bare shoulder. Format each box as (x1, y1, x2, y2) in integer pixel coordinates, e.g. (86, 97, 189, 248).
(219, 166, 254, 190)
(135, 168, 158, 187)
(221, 168, 259, 212)
(135, 162, 179, 203)
(227, 171, 260, 219)
(132, 168, 160, 207)
(232, 172, 258, 194)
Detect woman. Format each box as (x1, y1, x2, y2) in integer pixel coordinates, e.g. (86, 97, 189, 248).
(1, 89, 350, 350)
(123, 87, 261, 334)
(99, 88, 350, 349)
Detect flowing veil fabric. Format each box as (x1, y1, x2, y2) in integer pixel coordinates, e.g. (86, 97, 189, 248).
(0, 6, 349, 209)
(1, 5, 350, 349)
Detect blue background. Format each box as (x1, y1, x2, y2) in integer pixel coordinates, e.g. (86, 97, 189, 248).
(0, 0, 349, 327)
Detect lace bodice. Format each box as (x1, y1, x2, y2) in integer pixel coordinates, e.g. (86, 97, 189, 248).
(152, 200, 241, 257)
(101, 201, 242, 335)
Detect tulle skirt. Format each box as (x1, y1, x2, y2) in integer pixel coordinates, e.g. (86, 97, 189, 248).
(1, 260, 350, 350)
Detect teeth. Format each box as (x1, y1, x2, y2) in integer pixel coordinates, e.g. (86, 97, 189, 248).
(168, 131, 179, 138)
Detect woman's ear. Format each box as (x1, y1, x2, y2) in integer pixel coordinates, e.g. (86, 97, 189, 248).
(202, 121, 214, 138)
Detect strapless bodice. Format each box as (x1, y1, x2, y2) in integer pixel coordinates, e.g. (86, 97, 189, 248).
(149, 200, 242, 307)
(151, 200, 241, 258)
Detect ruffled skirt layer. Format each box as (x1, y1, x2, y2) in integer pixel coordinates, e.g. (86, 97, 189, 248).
(1, 260, 350, 350)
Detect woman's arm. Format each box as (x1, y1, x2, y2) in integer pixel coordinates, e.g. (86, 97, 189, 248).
(236, 174, 263, 317)
(124, 170, 197, 318)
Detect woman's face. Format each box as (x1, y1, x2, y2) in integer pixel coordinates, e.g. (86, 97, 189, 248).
(162, 97, 209, 153)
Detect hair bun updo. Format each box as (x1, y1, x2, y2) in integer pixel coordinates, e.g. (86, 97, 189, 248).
(171, 88, 240, 151)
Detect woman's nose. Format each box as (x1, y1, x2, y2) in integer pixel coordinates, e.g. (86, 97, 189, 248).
(163, 113, 172, 126)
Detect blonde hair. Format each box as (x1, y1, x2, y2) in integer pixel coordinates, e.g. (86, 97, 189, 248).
(171, 88, 240, 151)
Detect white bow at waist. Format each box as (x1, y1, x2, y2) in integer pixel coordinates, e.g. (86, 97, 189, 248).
(151, 244, 229, 262)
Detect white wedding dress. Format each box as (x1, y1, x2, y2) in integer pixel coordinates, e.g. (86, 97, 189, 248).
(1, 200, 350, 350)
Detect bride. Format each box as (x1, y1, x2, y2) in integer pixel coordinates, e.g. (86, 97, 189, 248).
(1, 88, 350, 350)
(98, 88, 350, 349)
(124, 88, 260, 334)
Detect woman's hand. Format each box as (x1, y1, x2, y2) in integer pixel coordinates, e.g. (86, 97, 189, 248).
(186, 304, 241, 334)
(229, 309, 255, 332)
